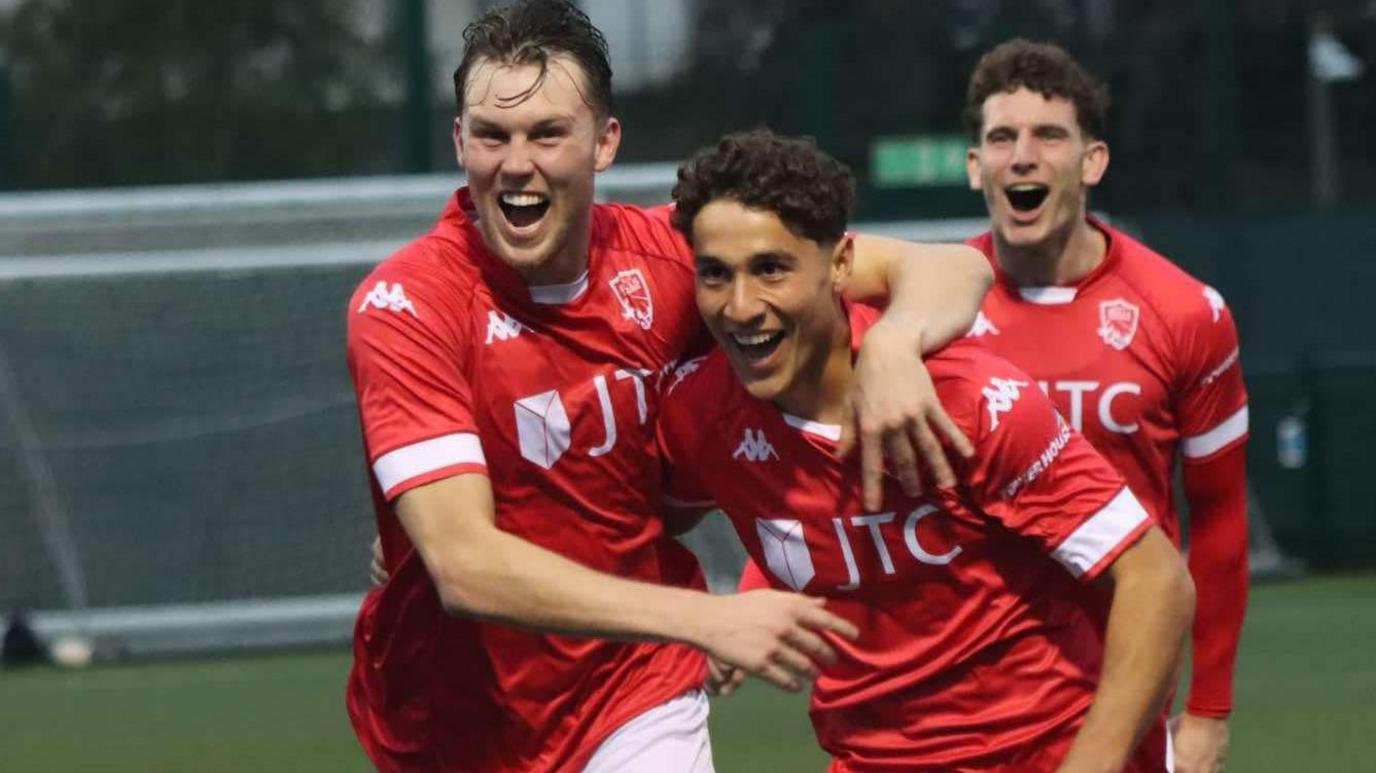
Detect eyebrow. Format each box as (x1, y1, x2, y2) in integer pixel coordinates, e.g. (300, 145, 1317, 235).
(467, 115, 576, 132)
(694, 250, 797, 264)
(751, 250, 797, 264)
(985, 122, 1072, 138)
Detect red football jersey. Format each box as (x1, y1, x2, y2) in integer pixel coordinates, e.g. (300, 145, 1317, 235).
(658, 303, 1164, 772)
(345, 188, 709, 772)
(966, 219, 1249, 546)
(967, 219, 1249, 717)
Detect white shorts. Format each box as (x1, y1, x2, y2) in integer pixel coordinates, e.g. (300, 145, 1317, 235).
(582, 689, 715, 773)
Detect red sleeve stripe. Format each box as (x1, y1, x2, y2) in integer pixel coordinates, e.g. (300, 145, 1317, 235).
(1052, 487, 1151, 579)
(373, 433, 486, 494)
(1181, 405, 1249, 459)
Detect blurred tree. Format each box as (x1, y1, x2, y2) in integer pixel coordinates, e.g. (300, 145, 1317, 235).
(0, 0, 392, 189)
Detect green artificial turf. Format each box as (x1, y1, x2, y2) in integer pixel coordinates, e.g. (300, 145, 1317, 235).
(2, 573, 1372, 772)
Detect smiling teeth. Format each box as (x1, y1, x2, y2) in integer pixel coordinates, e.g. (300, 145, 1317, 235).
(501, 192, 547, 207)
(733, 332, 777, 346)
(1007, 184, 1045, 192)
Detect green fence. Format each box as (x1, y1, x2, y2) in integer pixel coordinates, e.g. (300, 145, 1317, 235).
(1142, 209, 1376, 568)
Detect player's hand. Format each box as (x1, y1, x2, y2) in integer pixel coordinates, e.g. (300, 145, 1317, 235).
(369, 537, 389, 587)
(692, 590, 858, 693)
(838, 317, 974, 510)
(704, 655, 746, 698)
(1170, 713, 1229, 773)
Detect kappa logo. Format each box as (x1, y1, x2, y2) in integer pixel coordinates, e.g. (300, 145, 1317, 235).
(1097, 298, 1140, 350)
(983, 377, 1030, 430)
(358, 281, 418, 318)
(1203, 286, 1226, 323)
(733, 428, 779, 462)
(666, 356, 706, 394)
(967, 310, 1000, 337)
(484, 310, 525, 344)
(609, 269, 654, 330)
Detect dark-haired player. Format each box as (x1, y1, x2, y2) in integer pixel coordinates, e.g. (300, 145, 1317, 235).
(661, 129, 1193, 772)
(344, 1, 991, 770)
(960, 39, 1249, 773)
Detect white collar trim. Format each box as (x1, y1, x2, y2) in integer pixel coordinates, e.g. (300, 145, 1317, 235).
(782, 413, 843, 441)
(1017, 286, 1078, 305)
(528, 271, 590, 305)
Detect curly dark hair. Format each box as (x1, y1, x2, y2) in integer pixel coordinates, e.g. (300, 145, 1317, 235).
(452, 0, 613, 117)
(671, 130, 855, 247)
(962, 38, 1109, 141)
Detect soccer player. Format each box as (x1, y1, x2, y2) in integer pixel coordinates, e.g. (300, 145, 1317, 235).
(659, 129, 1194, 772)
(960, 40, 1250, 773)
(344, 1, 991, 770)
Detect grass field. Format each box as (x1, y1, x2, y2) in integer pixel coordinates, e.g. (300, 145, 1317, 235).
(2, 574, 1373, 772)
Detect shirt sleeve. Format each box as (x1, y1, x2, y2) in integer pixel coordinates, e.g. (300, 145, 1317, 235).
(1181, 444, 1249, 717)
(654, 357, 717, 515)
(347, 270, 488, 501)
(957, 361, 1151, 582)
(1174, 285, 1249, 463)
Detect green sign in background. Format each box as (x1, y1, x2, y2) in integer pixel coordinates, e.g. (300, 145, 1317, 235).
(870, 135, 968, 188)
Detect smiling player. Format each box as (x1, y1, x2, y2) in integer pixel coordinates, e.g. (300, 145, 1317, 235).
(660, 129, 1194, 772)
(961, 40, 1250, 773)
(343, 2, 992, 771)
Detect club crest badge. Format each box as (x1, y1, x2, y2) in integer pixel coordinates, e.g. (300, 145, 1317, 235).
(1097, 298, 1140, 351)
(609, 269, 654, 330)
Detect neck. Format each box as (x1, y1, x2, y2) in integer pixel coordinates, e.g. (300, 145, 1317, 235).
(774, 306, 855, 426)
(514, 247, 589, 286)
(514, 215, 593, 286)
(995, 213, 1107, 287)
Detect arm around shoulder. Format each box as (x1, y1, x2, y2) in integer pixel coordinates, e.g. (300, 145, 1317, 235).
(394, 473, 860, 692)
(846, 235, 992, 352)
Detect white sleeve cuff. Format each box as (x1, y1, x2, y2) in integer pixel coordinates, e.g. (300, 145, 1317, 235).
(373, 433, 486, 495)
(1052, 487, 1151, 578)
(1182, 405, 1249, 459)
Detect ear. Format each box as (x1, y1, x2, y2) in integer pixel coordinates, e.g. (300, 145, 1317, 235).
(966, 146, 983, 191)
(830, 234, 855, 296)
(593, 116, 622, 172)
(1081, 138, 1110, 187)
(452, 117, 466, 169)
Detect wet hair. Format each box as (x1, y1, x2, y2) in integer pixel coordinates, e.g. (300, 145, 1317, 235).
(962, 38, 1109, 141)
(671, 129, 854, 246)
(452, 0, 614, 116)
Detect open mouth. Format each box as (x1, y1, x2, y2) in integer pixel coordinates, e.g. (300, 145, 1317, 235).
(1005, 183, 1050, 213)
(730, 330, 786, 364)
(497, 191, 551, 229)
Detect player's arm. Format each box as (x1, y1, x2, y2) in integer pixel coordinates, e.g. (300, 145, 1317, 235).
(842, 236, 992, 508)
(845, 235, 992, 351)
(963, 361, 1191, 772)
(397, 472, 857, 692)
(1171, 287, 1250, 772)
(1170, 446, 1246, 772)
(1056, 526, 1195, 773)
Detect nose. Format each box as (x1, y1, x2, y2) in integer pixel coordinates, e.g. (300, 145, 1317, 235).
(1010, 130, 1037, 175)
(500, 137, 536, 178)
(722, 277, 765, 326)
